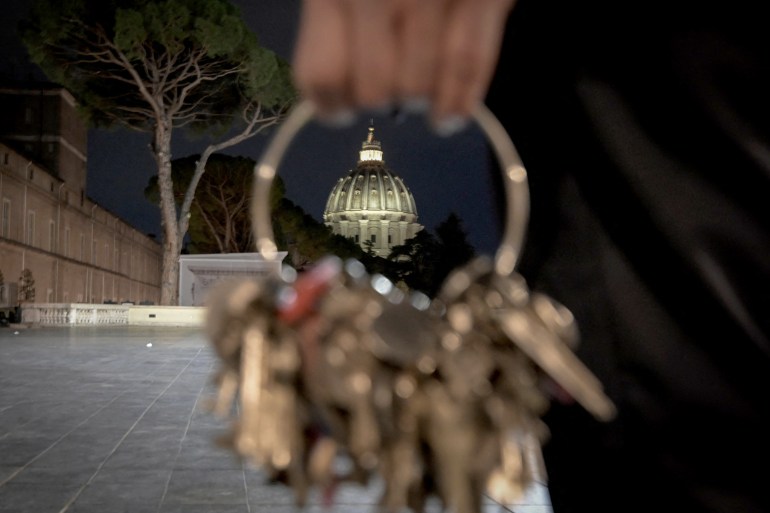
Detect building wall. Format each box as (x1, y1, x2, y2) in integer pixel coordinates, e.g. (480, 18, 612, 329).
(326, 215, 423, 257)
(0, 86, 88, 200)
(0, 142, 161, 305)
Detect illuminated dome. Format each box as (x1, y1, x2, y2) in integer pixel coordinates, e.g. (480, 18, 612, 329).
(323, 125, 423, 257)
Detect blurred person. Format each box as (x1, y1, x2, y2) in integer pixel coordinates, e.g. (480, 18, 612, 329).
(292, 1, 770, 512)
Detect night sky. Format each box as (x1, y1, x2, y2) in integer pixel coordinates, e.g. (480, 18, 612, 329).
(3, 0, 503, 255)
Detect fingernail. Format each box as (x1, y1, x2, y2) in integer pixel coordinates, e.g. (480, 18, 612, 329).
(368, 100, 394, 116)
(317, 108, 357, 128)
(433, 115, 468, 137)
(401, 97, 430, 115)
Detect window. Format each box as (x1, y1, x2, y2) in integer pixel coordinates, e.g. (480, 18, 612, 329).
(28, 167, 34, 180)
(388, 235, 392, 244)
(354, 234, 359, 243)
(2, 199, 10, 238)
(24, 107, 33, 124)
(2, 153, 8, 165)
(370, 234, 376, 243)
(26, 211, 35, 245)
(47, 289, 54, 302)
(49, 220, 56, 251)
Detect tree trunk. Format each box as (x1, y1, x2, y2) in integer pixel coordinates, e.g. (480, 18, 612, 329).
(153, 109, 284, 304)
(160, 236, 180, 305)
(176, 109, 283, 256)
(155, 122, 180, 305)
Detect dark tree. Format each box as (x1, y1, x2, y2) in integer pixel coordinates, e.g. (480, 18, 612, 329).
(434, 211, 477, 285)
(146, 154, 363, 267)
(387, 212, 476, 297)
(387, 230, 442, 295)
(22, 0, 295, 304)
(18, 269, 35, 303)
(146, 154, 259, 254)
(273, 198, 363, 269)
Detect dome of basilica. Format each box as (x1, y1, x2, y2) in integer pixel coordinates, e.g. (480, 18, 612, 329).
(323, 125, 423, 257)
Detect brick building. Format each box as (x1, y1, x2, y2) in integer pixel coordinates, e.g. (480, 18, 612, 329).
(0, 84, 161, 307)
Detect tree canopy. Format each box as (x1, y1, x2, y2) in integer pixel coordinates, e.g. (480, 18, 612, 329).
(21, 0, 296, 304)
(22, 0, 293, 131)
(386, 212, 477, 297)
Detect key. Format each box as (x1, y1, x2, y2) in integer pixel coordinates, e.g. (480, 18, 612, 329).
(379, 385, 425, 513)
(440, 256, 616, 421)
(204, 253, 617, 513)
(424, 378, 484, 513)
(493, 292, 617, 421)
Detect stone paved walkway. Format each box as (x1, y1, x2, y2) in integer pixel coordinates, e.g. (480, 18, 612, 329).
(0, 326, 553, 513)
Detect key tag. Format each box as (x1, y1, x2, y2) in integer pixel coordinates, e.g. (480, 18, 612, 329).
(206, 100, 616, 513)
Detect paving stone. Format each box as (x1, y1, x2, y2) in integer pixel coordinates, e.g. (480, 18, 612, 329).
(1, 466, 93, 487)
(0, 481, 80, 513)
(73, 476, 168, 506)
(173, 439, 244, 471)
(0, 326, 554, 513)
(157, 504, 249, 513)
(68, 503, 159, 513)
(0, 437, 57, 466)
(0, 467, 21, 485)
(119, 430, 186, 449)
(101, 445, 179, 471)
(162, 469, 248, 505)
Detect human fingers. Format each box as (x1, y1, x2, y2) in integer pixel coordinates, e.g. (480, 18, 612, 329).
(395, 0, 448, 112)
(292, 0, 354, 123)
(345, 0, 400, 110)
(433, 0, 516, 135)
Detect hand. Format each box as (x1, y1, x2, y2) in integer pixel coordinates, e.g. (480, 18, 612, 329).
(292, 0, 516, 135)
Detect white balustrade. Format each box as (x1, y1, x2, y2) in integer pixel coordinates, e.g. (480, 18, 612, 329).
(21, 303, 130, 326)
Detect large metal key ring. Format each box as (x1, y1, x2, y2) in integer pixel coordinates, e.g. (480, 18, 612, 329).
(248, 100, 616, 423)
(252, 100, 530, 278)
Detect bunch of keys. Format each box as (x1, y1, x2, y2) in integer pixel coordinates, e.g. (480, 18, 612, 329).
(205, 101, 616, 513)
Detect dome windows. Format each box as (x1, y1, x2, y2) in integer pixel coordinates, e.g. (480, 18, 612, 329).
(360, 149, 383, 161)
(323, 124, 423, 257)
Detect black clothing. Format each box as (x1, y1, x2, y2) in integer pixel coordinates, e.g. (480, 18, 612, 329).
(487, 1, 770, 512)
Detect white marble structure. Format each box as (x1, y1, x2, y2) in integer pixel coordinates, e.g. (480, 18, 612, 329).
(178, 252, 287, 306)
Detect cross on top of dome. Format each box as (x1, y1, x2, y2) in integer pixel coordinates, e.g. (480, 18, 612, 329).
(359, 121, 383, 163)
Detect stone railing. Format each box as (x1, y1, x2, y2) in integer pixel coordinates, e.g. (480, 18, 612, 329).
(21, 303, 130, 326)
(19, 303, 206, 327)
